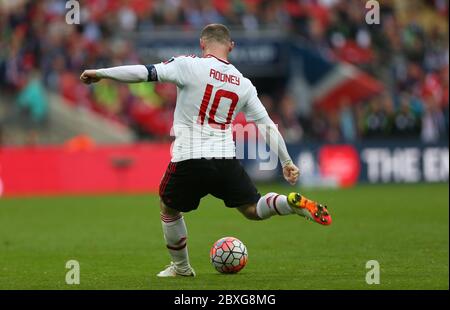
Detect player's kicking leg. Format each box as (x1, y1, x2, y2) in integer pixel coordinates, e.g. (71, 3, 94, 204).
(157, 200, 196, 277)
(238, 192, 332, 225)
(217, 159, 332, 225)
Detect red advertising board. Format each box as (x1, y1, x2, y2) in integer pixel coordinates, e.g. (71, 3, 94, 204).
(319, 145, 360, 187)
(0, 144, 171, 196)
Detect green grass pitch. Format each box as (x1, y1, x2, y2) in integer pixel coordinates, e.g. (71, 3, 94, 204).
(0, 183, 448, 290)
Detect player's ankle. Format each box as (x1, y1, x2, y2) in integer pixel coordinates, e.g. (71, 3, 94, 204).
(174, 262, 191, 271)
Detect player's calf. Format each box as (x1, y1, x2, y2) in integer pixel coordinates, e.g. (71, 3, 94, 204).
(159, 201, 195, 276)
(255, 192, 295, 219)
(237, 203, 262, 221)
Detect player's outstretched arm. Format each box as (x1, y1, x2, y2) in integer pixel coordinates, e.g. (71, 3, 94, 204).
(80, 65, 150, 84)
(254, 116, 300, 185)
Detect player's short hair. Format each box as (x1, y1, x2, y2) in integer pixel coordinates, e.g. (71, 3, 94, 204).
(200, 24, 232, 45)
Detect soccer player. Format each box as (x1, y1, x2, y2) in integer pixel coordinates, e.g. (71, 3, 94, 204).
(80, 24, 332, 277)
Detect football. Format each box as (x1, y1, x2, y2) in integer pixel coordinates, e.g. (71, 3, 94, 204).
(210, 237, 248, 274)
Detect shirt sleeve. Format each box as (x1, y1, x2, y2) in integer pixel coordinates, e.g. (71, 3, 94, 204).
(254, 115, 292, 166)
(242, 85, 269, 121)
(153, 56, 190, 87)
(96, 65, 149, 82)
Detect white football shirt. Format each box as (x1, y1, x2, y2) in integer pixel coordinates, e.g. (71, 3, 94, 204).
(154, 55, 268, 162)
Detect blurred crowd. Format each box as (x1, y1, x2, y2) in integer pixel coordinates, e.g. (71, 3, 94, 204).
(0, 0, 448, 144)
(290, 0, 449, 144)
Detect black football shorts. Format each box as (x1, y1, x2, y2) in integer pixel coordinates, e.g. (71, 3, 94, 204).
(159, 158, 261, 212)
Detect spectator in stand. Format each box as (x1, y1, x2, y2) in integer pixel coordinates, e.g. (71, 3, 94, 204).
(421, 96, 447, 143)
(16, 70, 49, 126)
(339, 97, 356, 142)
(279, 94, 303, 143)
(363, 96, 393, 139)
(325, 111, 341, 143)
(393, 95, 421, 138)
(310, 109, 329, 142)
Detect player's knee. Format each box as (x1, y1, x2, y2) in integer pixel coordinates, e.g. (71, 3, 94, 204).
(159, 199, 181, 217)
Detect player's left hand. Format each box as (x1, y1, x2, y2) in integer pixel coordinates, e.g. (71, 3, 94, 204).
(283, 162, 300, 185)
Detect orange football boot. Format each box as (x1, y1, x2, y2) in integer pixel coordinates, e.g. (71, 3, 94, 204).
(287, 193, 332, 225)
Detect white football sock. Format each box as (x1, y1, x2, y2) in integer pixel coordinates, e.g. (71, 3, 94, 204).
(161, 213, 190, 270)
(256, 192, 294, 219)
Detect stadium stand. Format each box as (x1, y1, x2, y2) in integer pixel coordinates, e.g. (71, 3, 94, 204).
(0, 0, 448, 145)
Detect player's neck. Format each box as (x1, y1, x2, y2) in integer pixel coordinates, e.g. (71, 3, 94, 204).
(202, 49, 229, 63)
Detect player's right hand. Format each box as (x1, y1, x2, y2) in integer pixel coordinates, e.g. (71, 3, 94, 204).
(80, 70, 101, 84)
(283, 162, 300, 185)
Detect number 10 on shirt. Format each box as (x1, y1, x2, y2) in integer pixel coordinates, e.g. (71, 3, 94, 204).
(197, 84, 239, 130)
